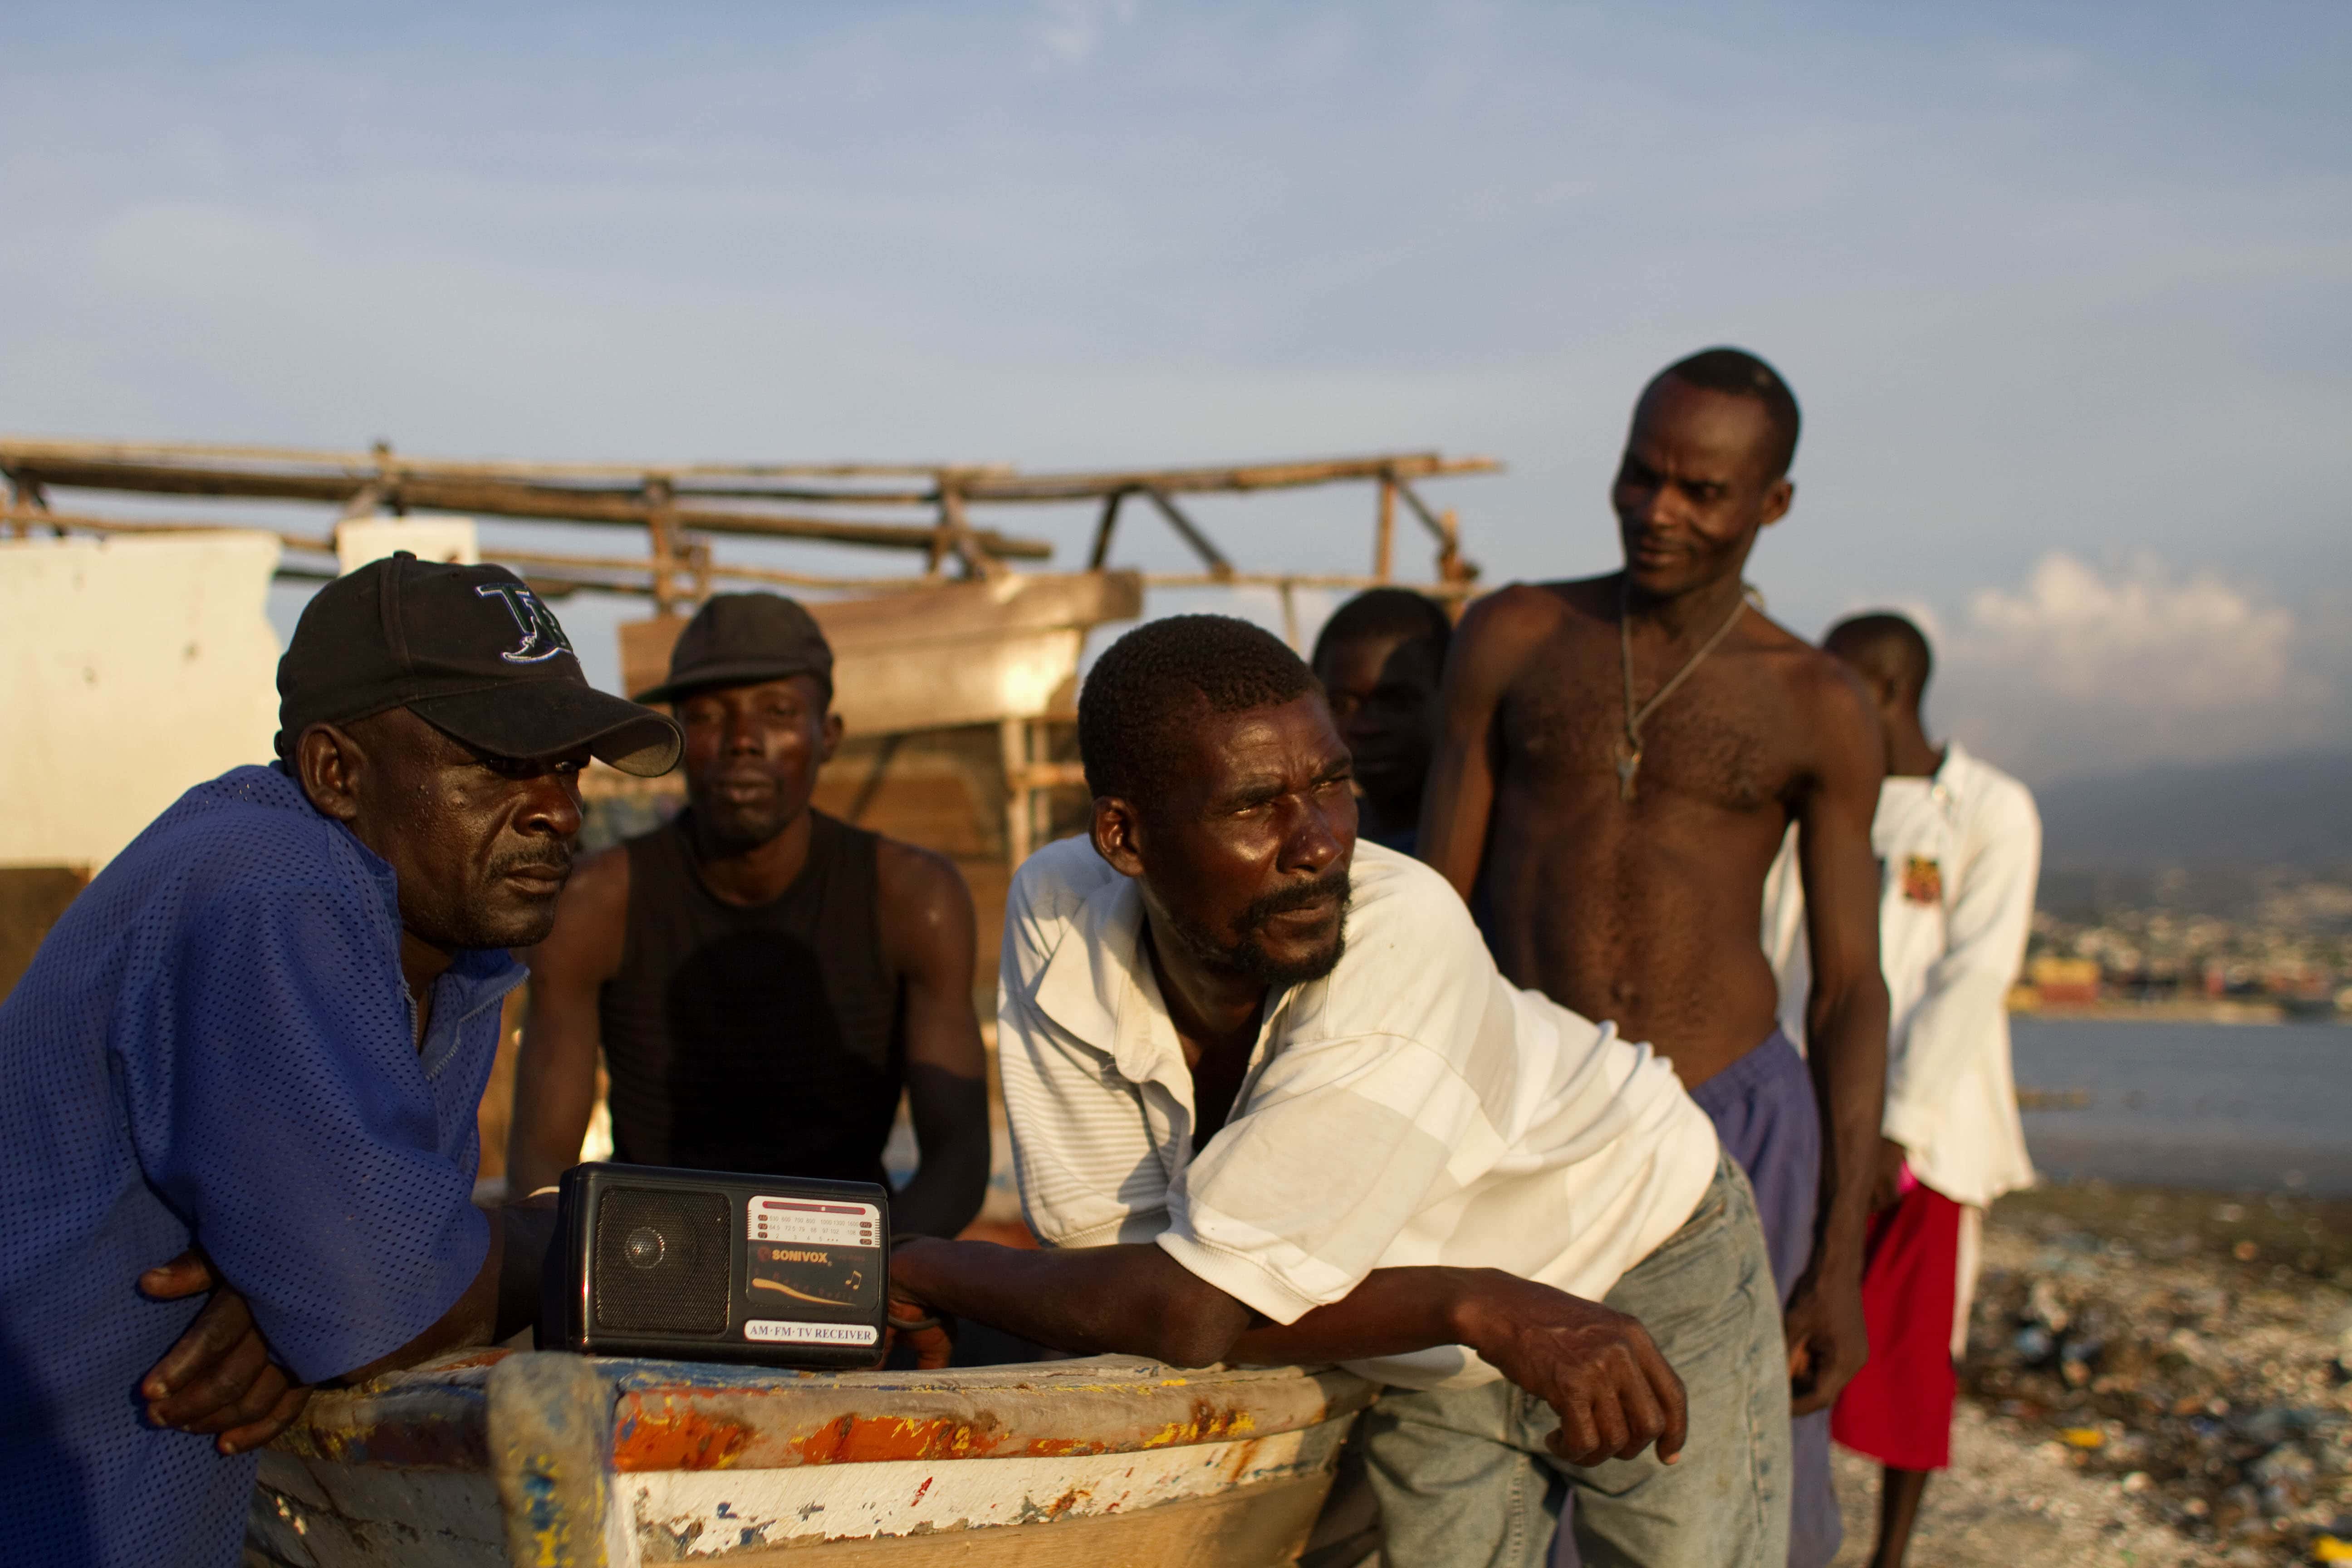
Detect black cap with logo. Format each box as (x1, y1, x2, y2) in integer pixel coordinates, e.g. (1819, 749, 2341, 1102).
(276, 553, 683, 777)
(631, 592, 835, 706)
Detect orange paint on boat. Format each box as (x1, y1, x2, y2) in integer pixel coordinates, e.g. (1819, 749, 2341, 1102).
(612, 1404, 756, 1472)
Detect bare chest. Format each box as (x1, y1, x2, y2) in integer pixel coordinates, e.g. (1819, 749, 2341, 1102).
(1499, 626, 1805, 815)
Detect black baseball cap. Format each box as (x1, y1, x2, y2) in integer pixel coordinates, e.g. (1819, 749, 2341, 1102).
(276, 554, 682, 777)
(632, 592, 835, 705)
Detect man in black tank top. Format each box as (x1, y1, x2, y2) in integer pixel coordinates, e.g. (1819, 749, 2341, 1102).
(506, 594, 991, 1238)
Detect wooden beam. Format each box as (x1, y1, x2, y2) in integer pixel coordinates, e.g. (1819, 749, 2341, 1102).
(645, 477, 681, 616)
(5, 508, 1066, 598)
(1000, 719, 1034, 869)
(0, 471, 47, 538)
(4, 506, 333, 554)
(1147, 569, 1474, 600)
(0, 456, 1053, 558)
(338, 481, 383, 521)
(1392, 477, 1449, 541)
(0, 437, 1499, 510)
(658, 483, 943, 506)
(1374, 476, 1396, 582)
(1086, 489, 1126, 570)
(0, 436, 989, 483)
(1139, 488, 1233, 579)
(930, 486, 1003, 579)
(963, 451, 1499, 503)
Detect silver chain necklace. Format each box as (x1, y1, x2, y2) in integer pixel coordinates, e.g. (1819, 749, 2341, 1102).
(1616, 578, 1761, 802)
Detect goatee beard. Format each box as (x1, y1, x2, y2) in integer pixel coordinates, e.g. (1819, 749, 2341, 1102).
(1164, 870, 1352, 988)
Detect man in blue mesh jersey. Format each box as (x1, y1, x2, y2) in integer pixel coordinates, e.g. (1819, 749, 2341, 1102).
(0, 554, 679, 1567)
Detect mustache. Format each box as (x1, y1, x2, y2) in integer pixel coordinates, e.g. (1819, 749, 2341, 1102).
(491, 847, 573, 879)
(1235, 869, 1351, 932)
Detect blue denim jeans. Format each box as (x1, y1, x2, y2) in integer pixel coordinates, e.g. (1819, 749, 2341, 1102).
(1360, 1155, 1790, 1568)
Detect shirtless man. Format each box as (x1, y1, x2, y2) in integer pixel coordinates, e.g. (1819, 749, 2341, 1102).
(507, 593, 990, 1239)
(1419, 348, 1890, 1568)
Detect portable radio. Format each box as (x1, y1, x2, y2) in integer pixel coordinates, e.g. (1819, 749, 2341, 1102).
(540, 1162, 892, 1368)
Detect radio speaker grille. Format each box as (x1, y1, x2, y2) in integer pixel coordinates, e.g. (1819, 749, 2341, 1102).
(593, 1186, 731, 1334)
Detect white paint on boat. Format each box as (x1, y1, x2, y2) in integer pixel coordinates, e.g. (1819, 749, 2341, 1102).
(622, 1419, 1348, 1558)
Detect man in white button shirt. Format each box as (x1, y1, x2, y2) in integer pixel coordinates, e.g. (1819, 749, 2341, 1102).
(889, 615, 1788, 1568)
(1760, 613, 2040, 1568)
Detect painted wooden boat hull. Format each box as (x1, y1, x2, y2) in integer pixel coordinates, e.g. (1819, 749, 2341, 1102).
(246, 1350, 1374, 1567)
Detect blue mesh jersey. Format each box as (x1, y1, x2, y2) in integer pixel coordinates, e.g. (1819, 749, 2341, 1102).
(0, 764, 521, 1568)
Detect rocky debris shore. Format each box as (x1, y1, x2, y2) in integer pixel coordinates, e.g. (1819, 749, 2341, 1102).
(1833, 1182, 2352, 1567)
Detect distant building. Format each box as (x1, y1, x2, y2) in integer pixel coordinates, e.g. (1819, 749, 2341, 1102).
(2023, 955, 2101, 1008)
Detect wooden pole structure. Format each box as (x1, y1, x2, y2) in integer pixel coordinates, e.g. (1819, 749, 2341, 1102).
(1140, 488, 1234, 579)
(1144, 570, 1475, 599)
(0, 452, 1053, 558)
(1087, 489, 1126, 569)
(1392, 477, 1450, 542)
(644, 476, 680, 617)
(0, 438, 1496, 612)
(960, 451, 1498, 503)
(2, 507, 332, 554)
(1392, 478, 1478, 594)
(999, 718, 1033, 870)
(0, 471, 46, 537)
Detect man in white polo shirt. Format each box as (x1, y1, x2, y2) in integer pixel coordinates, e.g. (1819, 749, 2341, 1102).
(1760, 612, 2040, 1568)
(888, 615, 1788, 1568)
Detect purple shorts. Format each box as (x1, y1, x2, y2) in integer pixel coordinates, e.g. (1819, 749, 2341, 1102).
(1688, 1031, 1842, 1568)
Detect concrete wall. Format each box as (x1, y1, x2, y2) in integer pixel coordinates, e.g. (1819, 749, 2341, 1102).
(0, 532, 282, 869)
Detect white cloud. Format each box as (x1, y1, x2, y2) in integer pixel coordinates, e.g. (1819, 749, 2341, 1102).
(1032, 0, 1137, 69)
(1960, 553, 2299, 711)
(1933, 554, 2342, 781)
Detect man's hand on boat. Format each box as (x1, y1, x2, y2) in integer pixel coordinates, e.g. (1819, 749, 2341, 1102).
(886, 1239, 1686, 1466)
(137, 1250, 310, 1456)
(884, 1294, 956, 1370)
(1230, 1264, 1689, 1469)
(135, 1197, 554, 1450)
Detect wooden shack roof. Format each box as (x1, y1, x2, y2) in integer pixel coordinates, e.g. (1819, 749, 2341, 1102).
(0, 436, 1497, 609)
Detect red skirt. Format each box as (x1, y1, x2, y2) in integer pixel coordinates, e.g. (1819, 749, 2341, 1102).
(1830, 1182, 1964, 1471)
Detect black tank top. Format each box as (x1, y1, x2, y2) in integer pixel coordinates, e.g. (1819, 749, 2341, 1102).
(599, 810, 903, 1183)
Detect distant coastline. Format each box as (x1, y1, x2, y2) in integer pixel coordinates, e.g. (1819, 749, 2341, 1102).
(2007, 995, 2340, 1025)
(2007, 996, 2337, 1025)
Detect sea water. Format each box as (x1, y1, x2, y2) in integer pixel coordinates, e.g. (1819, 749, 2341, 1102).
(2014, 1017, 2352, 1194)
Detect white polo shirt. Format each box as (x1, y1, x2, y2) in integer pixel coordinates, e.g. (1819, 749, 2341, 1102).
(1762, 741, 2041, 1207)
(996, 836, 1719, 1389)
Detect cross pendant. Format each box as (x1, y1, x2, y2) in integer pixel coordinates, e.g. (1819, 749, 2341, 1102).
(1616, 746, 1641, 802)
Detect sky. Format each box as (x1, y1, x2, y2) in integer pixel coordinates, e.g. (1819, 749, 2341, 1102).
(3, 0, 2347, 783)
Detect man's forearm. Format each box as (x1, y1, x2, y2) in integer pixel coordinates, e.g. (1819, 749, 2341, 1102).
(504, 1042, 598, 1197)
(892, 1066, 991, 1239)
(1228, 1266, 1484, 1366)
(1804, 977, 1890, 1277)
(891, 1238, 1250, 1368)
